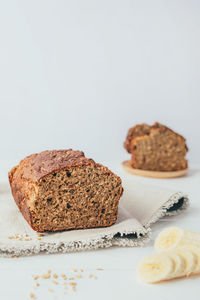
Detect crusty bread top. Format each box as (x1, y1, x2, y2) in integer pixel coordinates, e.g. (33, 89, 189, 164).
(151, 122, 186, 139)
(124, 122, 187, 154)
(9, 149, 95, 183)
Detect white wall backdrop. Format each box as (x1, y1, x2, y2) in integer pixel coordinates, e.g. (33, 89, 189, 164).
(0, 0, 199, 165)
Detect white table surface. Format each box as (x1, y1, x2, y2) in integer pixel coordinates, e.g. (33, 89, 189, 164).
(0, 160, 200, 300)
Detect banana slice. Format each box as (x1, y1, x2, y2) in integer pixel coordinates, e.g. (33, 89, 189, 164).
(182, 245, 200, 275)
(166, 251, 185, 278)
(137, 253, 174, 283)
(174, 248, 196, 276)
(155, 227, 200, 252)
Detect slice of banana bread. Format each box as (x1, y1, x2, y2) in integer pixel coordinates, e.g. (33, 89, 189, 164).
(9, 150, 123, 232)
(124, 123, 151, 153)
(124, 122, 188, 171)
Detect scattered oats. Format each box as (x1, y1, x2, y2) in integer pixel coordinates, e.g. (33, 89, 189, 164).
(69, 277, 75, 280)
(41, 273, 51, 279)
(37, 237, 41, 240)
(30, 293, 36, 299)
(80, 269, 84, 272)
(69, 282, 77, 291)
(47, 270, 51, 274)
(35, 283, 40, 287)
(69, 282, 77, 287)
(88, 274, 97, 279)
(48, 288, 54, 293)
(37, 233, 44, 237)
(72, 268, 77, 272)
(96, 268, 104, 271)
(10, 235, 19, 239)
(53, 274, 58, 279)
(52, 280, 58, 285)
(61, 274, 67, 280)
(76, 274, 82, 278)
(33, 276, 39, 280)
(11, 255, 18, 258)
(9, 234, 34, 242)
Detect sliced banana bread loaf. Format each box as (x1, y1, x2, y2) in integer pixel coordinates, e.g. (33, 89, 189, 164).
(9, 150, 123, 232)
(124, 122, 188, 171)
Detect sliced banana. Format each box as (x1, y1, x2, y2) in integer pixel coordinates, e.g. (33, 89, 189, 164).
(182, 245, 200, 275)
(174, 248, 196, 276)
(138, 227, 200, 284)
(166, 251, 185, 278)
(155, 227, 200, 252)
(137, 253, 174, 283)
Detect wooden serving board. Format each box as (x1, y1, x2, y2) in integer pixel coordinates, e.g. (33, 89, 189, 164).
(122, 160, 188, 178)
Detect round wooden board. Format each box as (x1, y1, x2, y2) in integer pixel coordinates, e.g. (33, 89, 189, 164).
(121, 160, 188, 178)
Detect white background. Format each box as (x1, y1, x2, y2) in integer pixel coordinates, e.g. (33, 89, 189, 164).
(0, 0, 200, 165)
(0, 2, 200, 300)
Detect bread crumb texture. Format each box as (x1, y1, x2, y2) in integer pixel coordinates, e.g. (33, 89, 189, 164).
(9, 149, 123, 232)
(124, 122, 188, 171)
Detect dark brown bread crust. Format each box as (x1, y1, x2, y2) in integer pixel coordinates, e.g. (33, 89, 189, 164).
(9, 150, 123, 232)
(9, 149, 93, 183)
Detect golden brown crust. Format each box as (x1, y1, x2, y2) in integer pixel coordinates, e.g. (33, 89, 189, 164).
(9, 149, 123, 232)
(10, 149, 94, 182)
(151, 122, 187, 142)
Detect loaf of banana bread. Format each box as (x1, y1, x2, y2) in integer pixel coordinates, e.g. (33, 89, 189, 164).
(124, 122, 188, 171)
(9, 150, 123, 232)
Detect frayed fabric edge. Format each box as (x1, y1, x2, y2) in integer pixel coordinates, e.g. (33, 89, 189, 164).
(0, 227, 151, 258)
(144, 192, 189, 228)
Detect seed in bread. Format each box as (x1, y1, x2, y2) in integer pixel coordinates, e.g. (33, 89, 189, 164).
(9, 149, 123, 232)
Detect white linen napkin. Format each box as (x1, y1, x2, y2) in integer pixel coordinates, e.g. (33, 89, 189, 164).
(0, 179, 188, 257)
